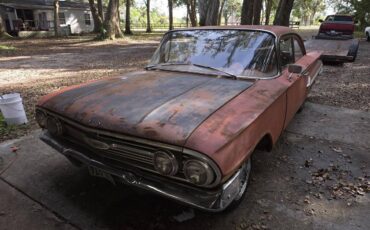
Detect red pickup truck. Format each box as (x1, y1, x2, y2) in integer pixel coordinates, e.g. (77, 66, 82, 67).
(318, 15, 356, 39)
(304, 14, 359, 63)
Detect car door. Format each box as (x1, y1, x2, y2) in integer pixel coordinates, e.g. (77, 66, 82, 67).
(280, 35, 311, 128)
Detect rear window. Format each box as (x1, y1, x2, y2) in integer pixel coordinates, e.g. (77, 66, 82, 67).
(325, 15, 353, 22)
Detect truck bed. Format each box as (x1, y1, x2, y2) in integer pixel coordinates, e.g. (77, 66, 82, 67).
(304, 38, 359, 63)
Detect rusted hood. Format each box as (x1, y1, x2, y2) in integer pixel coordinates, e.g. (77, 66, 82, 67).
(38, 71, 253, 145)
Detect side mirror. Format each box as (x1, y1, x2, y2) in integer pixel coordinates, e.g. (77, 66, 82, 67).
(288, 64, 303, 74)
(318, 19, 323, 23)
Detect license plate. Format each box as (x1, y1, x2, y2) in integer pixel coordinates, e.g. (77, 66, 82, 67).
(88, 166, 116, 185)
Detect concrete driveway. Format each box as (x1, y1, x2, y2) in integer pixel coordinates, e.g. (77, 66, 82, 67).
(0, 102, 369, 230)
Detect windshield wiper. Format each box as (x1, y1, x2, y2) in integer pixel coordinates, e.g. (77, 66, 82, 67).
(145, 63, 189, 70)
(146, 63, 238, 80)
(191, 63, 237, 80)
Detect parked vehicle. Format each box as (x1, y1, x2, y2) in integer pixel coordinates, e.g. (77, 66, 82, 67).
(305, 14, 359, 63)
(365, 27, 370, 41)
(318, 15, 356, 39)
(36, 26, 323, 212)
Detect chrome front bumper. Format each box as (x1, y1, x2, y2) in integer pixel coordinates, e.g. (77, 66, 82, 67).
(40, 132, 243, 212)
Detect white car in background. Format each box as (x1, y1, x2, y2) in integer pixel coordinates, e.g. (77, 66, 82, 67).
(366, 27, 370, 41)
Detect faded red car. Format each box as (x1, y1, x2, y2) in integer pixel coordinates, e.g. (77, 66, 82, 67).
(36, 26, 322, 211)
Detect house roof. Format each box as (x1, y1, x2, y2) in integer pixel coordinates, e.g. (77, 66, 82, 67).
(0, 0, 90, 10)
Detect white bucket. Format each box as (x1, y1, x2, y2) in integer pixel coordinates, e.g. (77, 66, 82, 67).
(0, 93, 28, 125)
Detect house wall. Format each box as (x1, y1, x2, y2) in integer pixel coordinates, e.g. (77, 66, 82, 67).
(59, 9, 93, 34)
(32, 8, 93, 34)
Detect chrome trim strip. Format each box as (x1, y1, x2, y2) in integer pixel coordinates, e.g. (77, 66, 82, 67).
(306, 61, 323, 88)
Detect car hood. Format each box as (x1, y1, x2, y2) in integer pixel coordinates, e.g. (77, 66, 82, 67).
(39, 71, 253, 146)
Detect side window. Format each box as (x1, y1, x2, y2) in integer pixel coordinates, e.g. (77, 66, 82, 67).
(279, 37, 294, 68)
(293, 38, 304, 61)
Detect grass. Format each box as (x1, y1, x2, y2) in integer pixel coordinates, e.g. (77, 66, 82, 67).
(0, 45, 16, 51)
(0, 112, 30, 142)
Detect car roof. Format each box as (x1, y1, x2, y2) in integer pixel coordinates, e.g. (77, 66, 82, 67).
(173, 25, 294, 38)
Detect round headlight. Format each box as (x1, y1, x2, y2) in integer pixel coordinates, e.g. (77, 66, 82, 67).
(183, 160, 214, 186)
(46, 116, 64, 136)
(153, 151, 178, 176)
(35, 110, 47, 128)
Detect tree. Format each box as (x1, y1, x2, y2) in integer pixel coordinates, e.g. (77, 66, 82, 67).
(144, 0, 151, 32)
(273, 0, 295, 26)
(97, 0, 104, 20)
(241, 0, 254, 25)
(53, 0, 60, 36)
(252, 0, 262, 25)
(218, 0, 226, 25)
(125, 0, 133, 35)
(199, 0, 220, 26)
(223, 0, 242, 25)
(188, 0, 197, 26)
(88, 0, 104, 33)
(265, 0, 273, 25)
(292, 0, 325, 26)
(168, 0, 174, 30)
(100, 0, 124, 39)
(0, 14, 5, 36)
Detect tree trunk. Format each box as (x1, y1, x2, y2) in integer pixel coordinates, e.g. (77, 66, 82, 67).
(168, 0, 173, 30)
(199, 0, 220, 26)
(186, 2, 189, 27)
(241, 0, 254, 25)
(97, 0, 104, 20)
(252, 0, 262, 25)
(0, 14, 5, 35)
(125, 0, 132, 35)
(88, 0, 103, 33)
(146, 0, 151, 32)
(53, 0, 60, 36)
(265, 0, 272, 25)
(198, 0, 207, 26)
(101, 0, 124, 39)
(188, 0, 197, 27)
(273, 0, 294, 26)
(115, 0, 123, 37)
(218, 0, 226, 25)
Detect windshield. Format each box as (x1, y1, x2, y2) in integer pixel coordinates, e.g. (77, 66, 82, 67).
(148, 30, 278, 78)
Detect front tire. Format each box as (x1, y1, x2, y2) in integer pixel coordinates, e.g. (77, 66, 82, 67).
(367, 32, 370, 42)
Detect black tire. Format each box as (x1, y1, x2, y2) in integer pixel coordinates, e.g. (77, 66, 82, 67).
(367, 32, 370, 42)
(348, 41, 359, 62)
(224, 159, 252, 211)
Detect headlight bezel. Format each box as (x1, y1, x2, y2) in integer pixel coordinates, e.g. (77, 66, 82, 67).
(35, 109, 47, 128)
(153, 150, 179, 176)
(183, 159, 215, 186)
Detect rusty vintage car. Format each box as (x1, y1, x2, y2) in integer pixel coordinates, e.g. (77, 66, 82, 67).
(35, 26, 323, 211)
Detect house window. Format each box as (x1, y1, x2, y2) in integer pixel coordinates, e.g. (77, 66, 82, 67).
(58, 12, 66, 24)
(84, 13, 91, 25)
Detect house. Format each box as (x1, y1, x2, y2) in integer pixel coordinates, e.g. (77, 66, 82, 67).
(0, 0, 94, 36)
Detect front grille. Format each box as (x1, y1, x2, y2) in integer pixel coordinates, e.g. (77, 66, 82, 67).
(61, 122, 182, 175)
